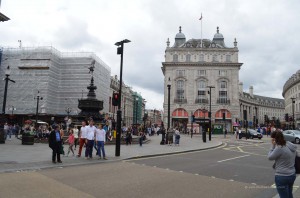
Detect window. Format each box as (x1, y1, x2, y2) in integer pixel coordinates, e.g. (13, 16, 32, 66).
(173, 54, 178, 62)
(219, 70, 227, 76)
(198, 70, 206, 76)
(220, 81, 227, 89)
(199, 54, 204, 62)
(226, 55, 231, 62)
(213, 55, 218, 62)
(186, 54, 191, 62)
(176, 70, 185, 77)
(176, 80, 184, 99)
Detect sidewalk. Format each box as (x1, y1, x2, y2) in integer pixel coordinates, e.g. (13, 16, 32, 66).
(0, 134, 222, 173)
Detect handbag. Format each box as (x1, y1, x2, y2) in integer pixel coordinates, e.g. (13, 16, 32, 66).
(295, 156, 300, 174)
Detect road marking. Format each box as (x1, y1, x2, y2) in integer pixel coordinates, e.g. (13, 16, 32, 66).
(195, 174, 199, 176)
(179, 171, 183, 173)
(217, 155, 250, 163)
(153, 166, 156, 168)
(237, 146, 244, 152)
(229, 179, 234, 181)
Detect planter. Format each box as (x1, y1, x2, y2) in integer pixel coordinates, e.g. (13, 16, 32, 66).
(22, 135, 35, 145)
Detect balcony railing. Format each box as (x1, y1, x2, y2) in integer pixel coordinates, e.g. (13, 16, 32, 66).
(174, 98, 187, 104)
(195, 98, 208, 104)
(217, 98, 230, 104)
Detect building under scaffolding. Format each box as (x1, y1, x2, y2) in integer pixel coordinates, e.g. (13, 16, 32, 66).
(0, 46, 111, 117)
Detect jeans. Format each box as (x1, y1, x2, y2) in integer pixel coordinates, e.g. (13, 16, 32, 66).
(77, 138, 86, 157)
(85, 140, 94, 158)
(275, 174, 296, 198)
(97, 141, 105, 158)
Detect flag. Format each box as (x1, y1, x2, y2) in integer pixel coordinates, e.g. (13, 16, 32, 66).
(199, 13, 203, 20)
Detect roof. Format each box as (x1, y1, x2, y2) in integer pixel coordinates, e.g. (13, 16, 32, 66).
(0, 12, 10, 22)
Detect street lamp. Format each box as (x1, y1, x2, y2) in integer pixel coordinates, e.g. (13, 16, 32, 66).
(135, 97, 139, 125)
(115, 39, 131, 157)
(34, 91, 43, 125)
(291, 97, 296, 130)
(167, 78, 171, 131)
(65, 107, 71, 117)
(2, 66, 15, 114)
(207, 86, 215, 141)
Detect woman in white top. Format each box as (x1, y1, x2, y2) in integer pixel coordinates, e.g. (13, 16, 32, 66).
(73, 127, 79, 150)
(96, 124, 107, 160)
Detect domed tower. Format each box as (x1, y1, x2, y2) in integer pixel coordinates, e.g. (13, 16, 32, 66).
(173, 26, 186, 47)
(212, 27, 226, 47)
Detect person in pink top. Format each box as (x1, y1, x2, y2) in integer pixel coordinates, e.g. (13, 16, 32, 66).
(65, 129, 75, 157)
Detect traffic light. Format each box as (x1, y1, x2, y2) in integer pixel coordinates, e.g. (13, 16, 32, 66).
(243, 110, 247, 120)
(192, 115, 195, 122)
(285, 113, 289, 122)
(112, 93, 120, 106)
(264, 115, 267, 123)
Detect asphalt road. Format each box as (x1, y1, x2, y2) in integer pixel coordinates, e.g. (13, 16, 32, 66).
(127, 137, 286, 198)
(1, 136, 299, 198)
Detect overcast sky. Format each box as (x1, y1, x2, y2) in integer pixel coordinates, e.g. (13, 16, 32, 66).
(1, 0, 300, 110)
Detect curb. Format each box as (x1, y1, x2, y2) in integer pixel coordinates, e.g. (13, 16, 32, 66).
(124, 142, 224, 160)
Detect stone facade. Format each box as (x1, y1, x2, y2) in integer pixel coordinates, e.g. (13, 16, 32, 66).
(109, 75, 146, 127)
(162, 27, 285, 131)
(162, 27, 242, 132)
(283, 70, 300, 128)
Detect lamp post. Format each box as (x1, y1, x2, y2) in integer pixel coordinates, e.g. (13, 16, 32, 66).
(115, 39, 131, 157)
(135, 98, 139, 125)
(291, 97, 296, 130)
(2, 66, 15, 115)
(207, 86, 215, 141)
(34, 91, 43, 126)
(167, 78, 171, 131)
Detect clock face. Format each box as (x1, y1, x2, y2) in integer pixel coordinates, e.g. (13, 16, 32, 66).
(211, 43, 216, 48)
(186, 42, 191, 47)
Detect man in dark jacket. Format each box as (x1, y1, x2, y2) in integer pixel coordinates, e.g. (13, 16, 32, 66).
(49, 125, 62, 163)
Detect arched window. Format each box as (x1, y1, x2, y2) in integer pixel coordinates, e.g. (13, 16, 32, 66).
(199, 54, 204, 62)
(173, 54, 178, 62)
(186, 54, 191, 62)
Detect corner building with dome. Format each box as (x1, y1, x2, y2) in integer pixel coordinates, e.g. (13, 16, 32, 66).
(162, 26, 284, 133)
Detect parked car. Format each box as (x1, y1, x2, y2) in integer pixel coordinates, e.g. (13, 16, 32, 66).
(248, 129, 263, 139)
(282, 130, 300, 144)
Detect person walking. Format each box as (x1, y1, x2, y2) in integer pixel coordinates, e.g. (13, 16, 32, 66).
(65, 129, 75, 157)
(174, 128, 180, 146)
(268, 130, 297, 198)
(96, 124, 107, 160)
(85, 119, 96, 159)
(139, 131, 144, 147)
(126, 130, 132, 145)
(77, 121, 87, 157)
(49, 125, 62, 163)
(4, 122, 8, 140)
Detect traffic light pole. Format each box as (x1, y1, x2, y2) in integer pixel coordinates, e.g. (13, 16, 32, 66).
(115, 39, 130, 157)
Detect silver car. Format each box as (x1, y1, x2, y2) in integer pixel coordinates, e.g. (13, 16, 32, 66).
(282, 130, 300, 144)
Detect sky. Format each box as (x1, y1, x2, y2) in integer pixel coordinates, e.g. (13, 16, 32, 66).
(1, 0, 300, 110)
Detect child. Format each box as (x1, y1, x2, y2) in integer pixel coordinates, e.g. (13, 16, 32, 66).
(65, 129, 75, 156)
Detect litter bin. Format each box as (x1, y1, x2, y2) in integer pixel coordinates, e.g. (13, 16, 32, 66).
(167, 130, 174, 144)
(0, 128, 5, 144)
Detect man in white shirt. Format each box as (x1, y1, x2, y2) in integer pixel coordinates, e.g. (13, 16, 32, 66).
(85, 119, 96, 159)
(77, 121, 87, 157)
(96, 124, 107, 160)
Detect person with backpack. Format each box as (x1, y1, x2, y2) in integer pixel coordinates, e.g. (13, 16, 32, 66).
(268, 130, 297, 198)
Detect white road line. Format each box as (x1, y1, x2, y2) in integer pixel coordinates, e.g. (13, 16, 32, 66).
(217, 155, 250, 163)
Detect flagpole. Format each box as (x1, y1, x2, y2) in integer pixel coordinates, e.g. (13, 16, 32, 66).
(200, 13, 203, 48)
